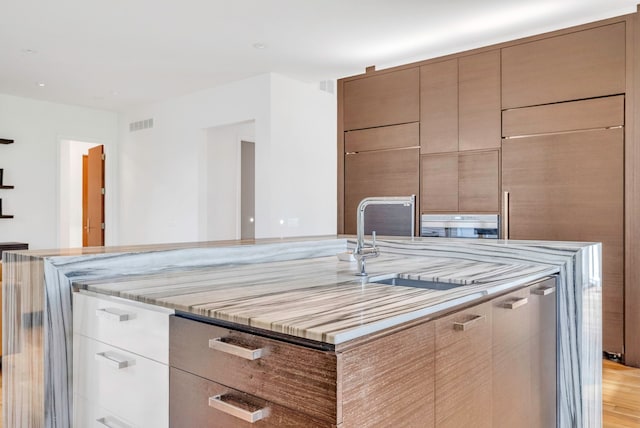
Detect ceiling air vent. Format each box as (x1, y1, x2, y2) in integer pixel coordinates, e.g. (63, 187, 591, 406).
(129, 118, 154, 132)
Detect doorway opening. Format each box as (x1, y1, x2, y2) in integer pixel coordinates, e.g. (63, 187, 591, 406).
(201, 120, 255, 241)
(59, 140, 104, 248)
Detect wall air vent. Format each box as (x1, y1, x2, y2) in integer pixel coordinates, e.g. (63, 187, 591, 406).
(319, 80, 335, 94)
(129, 118, 154, 132)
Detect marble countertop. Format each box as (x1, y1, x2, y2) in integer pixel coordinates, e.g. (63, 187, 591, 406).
(49, 237, 591, 344)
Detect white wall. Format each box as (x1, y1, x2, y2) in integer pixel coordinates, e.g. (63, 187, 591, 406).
(0, 94, 118, 250)
(270, 74, 337, 237)
(118, 73, 336, 245)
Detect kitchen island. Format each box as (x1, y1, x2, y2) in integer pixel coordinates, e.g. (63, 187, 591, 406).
(2, 237, 601, 427)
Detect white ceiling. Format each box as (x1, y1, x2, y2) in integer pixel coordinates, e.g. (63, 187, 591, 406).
(1, 0, 637, 111)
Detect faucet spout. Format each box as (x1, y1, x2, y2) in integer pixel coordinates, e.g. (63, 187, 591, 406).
(354, 195, 415, 276)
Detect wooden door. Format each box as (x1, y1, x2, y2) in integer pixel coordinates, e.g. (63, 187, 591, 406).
(502, 128, 624, 353)
(85, 145, 105, 246)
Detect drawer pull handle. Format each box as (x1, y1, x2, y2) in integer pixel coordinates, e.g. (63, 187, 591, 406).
(533, 286, 556, 296)
(95, 352, 131, 369)
(95, 308, 131, 322)
(208, 394, 270, 423)
(96, 416, 132, 428)
(209, 338, 263, 360)
(453, 314, 485, 331)
(505, 297, 529, 310)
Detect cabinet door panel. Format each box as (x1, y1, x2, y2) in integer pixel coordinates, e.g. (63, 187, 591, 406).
(492, 287, 532, 427)
(529, 278, 557, 428)
(420, 59, 458, 153)
(435, 301, 492, 428)
(344, 148, 419, 234)
(345, 122, 419, 153)
(459, 50, 501, 151)
(344, 68, 420, 130)
(341, 321, 435, 427)
(502, 128, 624, 353)
(502, 23, 625, 108)
(458, 150, 499, 212)
(421, 153, 458, 213)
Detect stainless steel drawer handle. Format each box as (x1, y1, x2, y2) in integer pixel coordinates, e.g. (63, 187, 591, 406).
(505, 297, 529, 310)
(453, 314, 485, 331)
(95, 352, 131, 369)
(95, 308, 131, 322)
(209, 394, 270, 423)
(209, 338, 263, 360)
(96, 416, 132, 428)
(533, 286, 556, 296)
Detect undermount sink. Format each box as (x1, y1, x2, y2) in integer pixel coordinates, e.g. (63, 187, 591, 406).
(369, 275, 463, 291)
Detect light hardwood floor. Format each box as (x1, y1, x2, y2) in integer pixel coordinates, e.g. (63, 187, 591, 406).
(604, 359, 640, 427)
(0, 360, 636, 427)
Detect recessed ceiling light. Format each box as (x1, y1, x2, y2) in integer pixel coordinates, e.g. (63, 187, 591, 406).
(252, 42, 267, 50)
(21, 49, 37, 54)
(37, 82, 45, 87)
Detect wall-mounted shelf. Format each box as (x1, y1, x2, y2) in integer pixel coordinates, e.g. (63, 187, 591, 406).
(0, 169, 12, 188)
(0, 139, 14, 145)
(0, 198, 13, 218)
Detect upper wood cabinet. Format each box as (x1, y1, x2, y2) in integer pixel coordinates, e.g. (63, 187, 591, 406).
(343, 68, 420, 130)
(420, 51, 500, 154)
(420, 59, 458, 153)
(502, 22, 626, 109)
(458, 50, 501, 151)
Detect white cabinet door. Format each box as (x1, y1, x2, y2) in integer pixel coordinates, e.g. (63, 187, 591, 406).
(74, 291, 173, 363)
(73, 334, 169, 428)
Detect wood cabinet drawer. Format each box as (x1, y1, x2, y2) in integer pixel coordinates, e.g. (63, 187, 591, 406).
(169, 316, 338, 423)
(435, 301, 492, 427)
(74, 394, 136, 428)
(74, 291, 173, 363)
(170, 367, 331, 427)
(73, 334, 169, 428)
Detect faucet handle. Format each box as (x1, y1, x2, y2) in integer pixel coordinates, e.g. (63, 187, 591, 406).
(372, 231, 376, 247)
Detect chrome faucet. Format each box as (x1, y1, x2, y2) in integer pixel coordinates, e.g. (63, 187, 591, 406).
(354, 195, 415, 276)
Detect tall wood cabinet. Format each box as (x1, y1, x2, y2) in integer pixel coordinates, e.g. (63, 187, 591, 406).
(338, 14, 635, 362)
(502, 97, 624, 353)
(419, 50, 501, 215)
